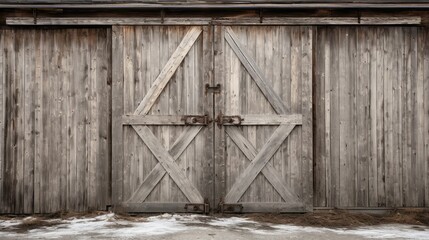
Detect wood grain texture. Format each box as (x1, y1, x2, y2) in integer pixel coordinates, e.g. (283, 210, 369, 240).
(313, 26, 429, 208)
(126, 126, 202, 203)
(5, 17, 422, 27)
(217, 26, 313, 212)
(134, 26, 201, 115)
(0, 28, 111, 213)
(225, 127, 302, 205)
(132, 126, 204, 203)
(114, 26, 213, 210)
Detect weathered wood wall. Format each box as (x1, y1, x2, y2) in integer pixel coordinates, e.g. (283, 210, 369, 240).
(314, 26, 429, 208)
(0, 28, 112, 213)
(0, 24, 429, 214)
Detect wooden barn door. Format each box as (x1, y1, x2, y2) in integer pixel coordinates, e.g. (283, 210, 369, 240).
(112, 25, 313, 213)
(112, 26, 214, 213)
(213, 26, 313, 212)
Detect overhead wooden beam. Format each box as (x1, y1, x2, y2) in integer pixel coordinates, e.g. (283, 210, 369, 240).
(359, 17, 421, 25)
(6, 17, 212, 26)
(2, 3, 429, 9)
(6, 17, 422, 26)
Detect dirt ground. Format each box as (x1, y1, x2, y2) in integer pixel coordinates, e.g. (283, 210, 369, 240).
(0, 210, 428, 239)
(244, 209, 429, 228)
(1, 209, 428, 231)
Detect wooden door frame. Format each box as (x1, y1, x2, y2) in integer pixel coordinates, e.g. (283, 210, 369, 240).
(111, 24, 312, 213)
(213, 25, 313, 213)
(111, 25, 215, 213)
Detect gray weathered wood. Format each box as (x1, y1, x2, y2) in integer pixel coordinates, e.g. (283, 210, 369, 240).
(240, 114, 302, 125)
(134, 26, 202, 115)
(133, 125, 204, 203)
(225, 127, 302, 204)
(217, 26, 313, 212)
(5, 17, 420, 26)
(127, 126, 202, 203)
(0, 28, 111, 213)
(122, 202, 204, 213)
(122, 115, 184, 125)
(112, 26, 124, 207)
(240, 202, 306, 213)
(224, 124, 295, 203)
(2, 3, 429, 9)
(359, 17, 421, 25)
(224, 27, 287, 114)
(313, 26, 429, 208)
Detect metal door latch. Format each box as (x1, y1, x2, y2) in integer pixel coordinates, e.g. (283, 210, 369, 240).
(205, 83, 221, 94)
(214, 112, 243, 127)
(182, 115, 212, 126)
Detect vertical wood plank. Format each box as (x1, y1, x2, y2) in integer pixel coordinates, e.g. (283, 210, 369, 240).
(356, 27, 370, 207)
(301, 26, 313, 208)
(33, 30, 43, 213)
(368, 27, 379, 207)
(201, 25, 214, 205)
(392, 27, 402, 207)
(16, 29, 25, 213)
(112, 26, 124, 207)
(313, 27, 325, 207)
(289, 26, 301, 201)
(68, 29, 78, 211)
(4, 28, 16, 213)
(214, 25, 226, 205)
(424, 28, 429, 208)
(416, 27, 425, 207)
(376, 27, 386, 207)
(98, 28, 111, 209)
(23, 30, 35, 213)
(88, 30, 98, 210)
(329, 27, 341, 207)
(0, 30, 4, 213)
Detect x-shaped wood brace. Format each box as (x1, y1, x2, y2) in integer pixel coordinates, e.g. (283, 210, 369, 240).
(224, 126, 302, 204)
(126, 27, 204, 203)
(223, 27, 303, 204)
(128, 126, 204, 203)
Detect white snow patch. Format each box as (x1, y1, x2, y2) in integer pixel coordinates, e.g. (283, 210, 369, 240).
(208, 217, 256, 227)
(0, 213, 428, 239)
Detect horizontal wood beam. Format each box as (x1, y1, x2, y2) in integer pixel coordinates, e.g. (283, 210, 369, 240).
(6, 17, 421, 26)
(122, 114, 302, 125)
(239, 202, 308, 213)
(123, 115, 185, 125)
(359, 17, 421, 25)
(6, 17, 211, 26)
(241, 114, 302, 125)
(122, 202, 203, 213)
(2, 3, 429, 9)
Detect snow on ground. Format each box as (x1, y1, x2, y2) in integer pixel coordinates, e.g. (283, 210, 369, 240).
(0, 213, 428, 239)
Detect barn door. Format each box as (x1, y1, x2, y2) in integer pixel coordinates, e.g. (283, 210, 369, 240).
(112, 26, 214, 213)
(213, 26, 313, 212)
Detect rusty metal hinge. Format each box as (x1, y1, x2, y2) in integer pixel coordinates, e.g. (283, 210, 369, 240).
(205, 83, 221, 94)
(181, 115, 212, 126)
(218, 199, 243, 213)
(214, 112, 243, 128)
